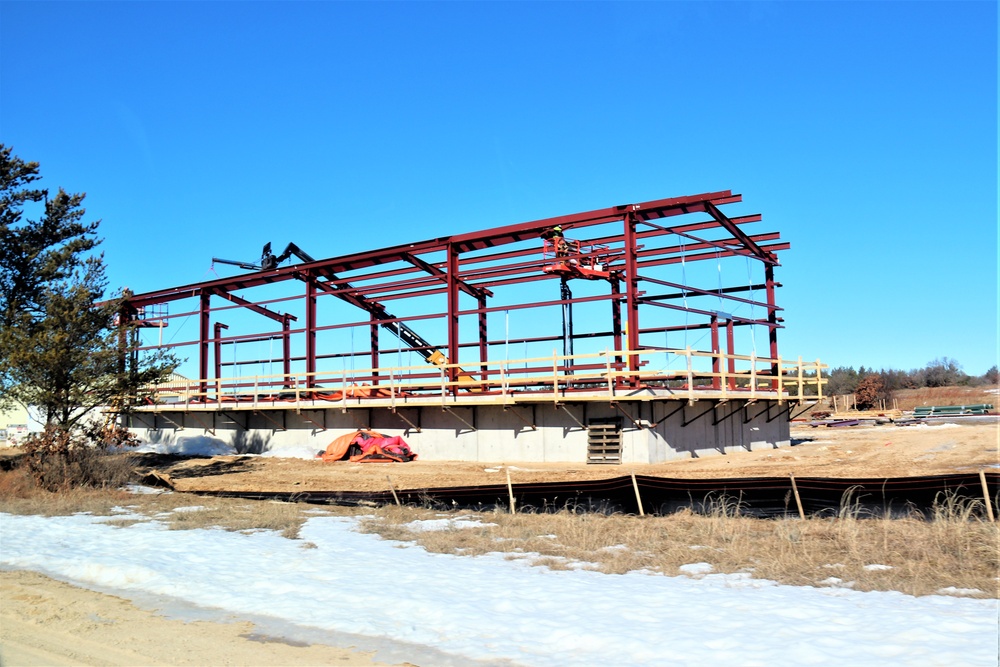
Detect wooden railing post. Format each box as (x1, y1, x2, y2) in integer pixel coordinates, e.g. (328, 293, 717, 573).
(815, 358, 824, 400)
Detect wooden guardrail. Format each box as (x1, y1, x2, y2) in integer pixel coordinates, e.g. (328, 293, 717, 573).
(142, 348, 827, 410)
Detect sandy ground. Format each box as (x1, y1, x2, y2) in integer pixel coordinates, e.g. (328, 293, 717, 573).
(0, 570, 405, 667)
(144, 419, 1000, 495)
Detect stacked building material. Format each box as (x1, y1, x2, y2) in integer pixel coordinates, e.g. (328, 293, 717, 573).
(912, 404, 994, 417)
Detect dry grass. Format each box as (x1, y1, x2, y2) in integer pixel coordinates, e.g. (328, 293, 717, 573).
(356, 497, 1000, 598)
(804, 385, 998, 417)
(151, 496, 335, 539)
(893, 386, 998, 411)
(3, 465, 996, 599)
(0, 465, 135, 516)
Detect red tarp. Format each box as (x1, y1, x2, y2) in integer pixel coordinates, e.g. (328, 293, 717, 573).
(318, 430, 417, 463)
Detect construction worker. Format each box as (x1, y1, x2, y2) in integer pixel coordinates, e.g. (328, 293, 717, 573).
(541, 225, 569, 257)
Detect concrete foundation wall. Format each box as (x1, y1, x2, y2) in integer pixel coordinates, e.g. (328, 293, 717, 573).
(129, 399, 791, 464)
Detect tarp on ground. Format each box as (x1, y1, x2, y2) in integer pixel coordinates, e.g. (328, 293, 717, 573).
(319, 430, 417, 463)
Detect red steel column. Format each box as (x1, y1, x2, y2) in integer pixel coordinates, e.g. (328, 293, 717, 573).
(117, 305, 131, 378)
(305, 273, 317, 388)
(282, 317, 292, 387)
(370, 315, 380, 383)
(199, 290, 210, 397)
(478, 295, 488, 381)
(710, 315, 720, 390)
(213, 322, 229, 381)
(611, 277, 623, 373)
(765, 264, 779, 389)
(447, 243, 460, 391)
(726, 318, 736, 391)
(623, 212, 640, 385)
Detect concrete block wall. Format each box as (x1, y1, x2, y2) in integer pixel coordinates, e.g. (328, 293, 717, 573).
(129, 399, 791, 464)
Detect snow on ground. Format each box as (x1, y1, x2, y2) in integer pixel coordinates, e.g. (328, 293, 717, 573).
(260, 444, 325, 460)
(133, 435, 236, 457)
(132, 436, 322, 459)
(404, 516, 499, 532)
(1, 512, 997, 667)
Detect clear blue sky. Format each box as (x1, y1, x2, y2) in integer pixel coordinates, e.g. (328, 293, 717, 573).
(1, 1, 996, 375)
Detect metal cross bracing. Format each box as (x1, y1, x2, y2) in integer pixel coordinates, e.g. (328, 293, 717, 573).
(120, 190, 822, 408)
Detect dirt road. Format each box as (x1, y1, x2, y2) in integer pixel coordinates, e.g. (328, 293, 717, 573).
(0, 570, 404, 667)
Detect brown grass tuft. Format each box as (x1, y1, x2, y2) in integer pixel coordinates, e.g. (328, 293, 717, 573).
(356, 501, 999, 598)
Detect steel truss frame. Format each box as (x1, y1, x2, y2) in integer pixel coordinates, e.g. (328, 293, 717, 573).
(120, 190, 801, 402)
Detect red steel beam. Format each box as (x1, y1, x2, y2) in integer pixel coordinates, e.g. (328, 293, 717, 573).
(703, 200, 776, 264)
(209, 288, 297, 323)
(637, 276, 777, 312)
(403, 252, 492, 300)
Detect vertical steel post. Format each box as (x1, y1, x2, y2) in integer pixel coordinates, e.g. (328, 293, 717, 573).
(726, 318, 736, 391)
(117, 305, 130, 378)
(710, 314, 720, 390)
(765, 264, 779, 389)
(305, 273, 317, 388)
(447, 243, 460, 392)
(199, 291, 211, 397)
(370, 315, 380, 383)
(623, 212, 640, 385)
(478, 295, 488, 381)
(213, 322, 229, 381)
(610, 277, 624, 383)
(282, 317, 292, 388)
(611, 277, 622, 371)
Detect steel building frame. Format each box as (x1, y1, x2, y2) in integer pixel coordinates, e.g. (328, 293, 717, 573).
(120, 190, 819, 409)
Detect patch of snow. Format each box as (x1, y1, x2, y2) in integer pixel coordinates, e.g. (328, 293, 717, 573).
(937, 587, 983, 597)
(404, 517, 496, 532)
(171, 506, 208, 513)
(133, 436, 236, 457)
(260, 445, 324, 460)
(678, 562, 714, 576)
(124, 484, 171, 495)
(864, 564, 894, 571)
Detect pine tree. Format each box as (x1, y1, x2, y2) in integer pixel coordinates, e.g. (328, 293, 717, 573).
(0, 144, 175, 428)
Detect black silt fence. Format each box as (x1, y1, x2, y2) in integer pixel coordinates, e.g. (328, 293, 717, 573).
(196, 472, 999, 519)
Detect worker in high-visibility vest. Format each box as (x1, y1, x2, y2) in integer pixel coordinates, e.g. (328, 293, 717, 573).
(542, 225, 569, 257)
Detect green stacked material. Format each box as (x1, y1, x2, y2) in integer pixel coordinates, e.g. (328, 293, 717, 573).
(912, 404, 994, 416)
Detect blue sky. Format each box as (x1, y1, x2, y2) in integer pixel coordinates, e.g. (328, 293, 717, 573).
(1, 1, 997, 375)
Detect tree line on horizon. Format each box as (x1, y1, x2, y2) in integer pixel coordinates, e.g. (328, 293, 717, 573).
(821, 358, 998, 410)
